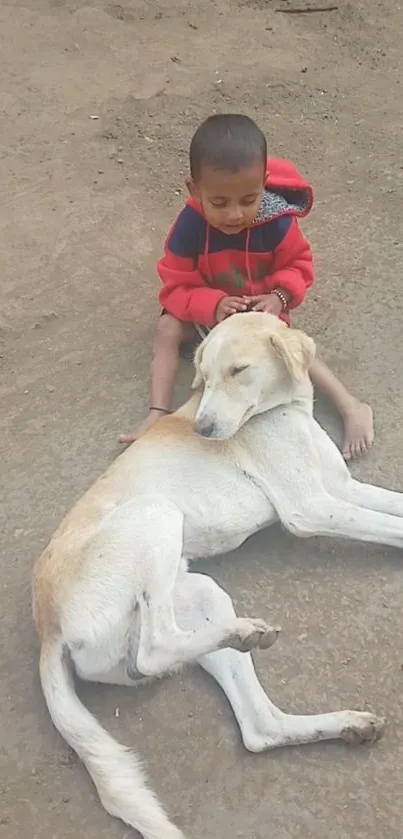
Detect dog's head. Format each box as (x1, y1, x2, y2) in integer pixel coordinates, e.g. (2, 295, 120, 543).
(193, 312, 315, 439)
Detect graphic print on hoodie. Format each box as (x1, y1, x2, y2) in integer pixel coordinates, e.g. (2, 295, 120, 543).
(158, 158, 314, 326)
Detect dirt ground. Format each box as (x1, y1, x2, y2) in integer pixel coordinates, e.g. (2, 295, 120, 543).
(1, 0, 403, 836)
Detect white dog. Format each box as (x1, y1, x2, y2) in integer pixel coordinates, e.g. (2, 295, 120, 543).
(33, 312, 403, 839)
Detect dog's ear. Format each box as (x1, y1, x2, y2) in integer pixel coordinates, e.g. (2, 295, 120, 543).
(269, 328, 316, 381)
(191, 342, 204, 389)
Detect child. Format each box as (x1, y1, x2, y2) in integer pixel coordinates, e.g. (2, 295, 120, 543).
(120, 114, 373, 460)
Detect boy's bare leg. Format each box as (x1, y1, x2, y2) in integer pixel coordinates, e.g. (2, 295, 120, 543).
(309, 356, 374, 461)
(119, 315, 194, 444)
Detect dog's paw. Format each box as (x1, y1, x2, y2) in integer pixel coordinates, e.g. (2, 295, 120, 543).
(340, 711, 385, 745)
(224, 618, 281, 653)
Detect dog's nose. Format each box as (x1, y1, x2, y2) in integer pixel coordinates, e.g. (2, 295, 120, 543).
(196, 420, 217, 438)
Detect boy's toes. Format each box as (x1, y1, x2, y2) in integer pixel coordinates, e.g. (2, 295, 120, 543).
(342, 401, 374, 461)
(118, 432, 138, 444)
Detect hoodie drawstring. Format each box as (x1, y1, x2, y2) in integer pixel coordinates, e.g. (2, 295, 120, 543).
(204, 224, 212, 283)
(245, 227, 252, 287)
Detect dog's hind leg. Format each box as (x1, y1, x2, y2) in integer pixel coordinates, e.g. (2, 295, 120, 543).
(76, 659, 146, 687)
(184, 587, 385, 752)
(65, 494, 277, 685)
(200, 647, 384, 751)
(136, 564, 280, 678)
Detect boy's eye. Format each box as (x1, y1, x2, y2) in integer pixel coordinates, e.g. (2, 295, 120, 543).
(242, 197, 258, 206)
(210, 200, 227, 209)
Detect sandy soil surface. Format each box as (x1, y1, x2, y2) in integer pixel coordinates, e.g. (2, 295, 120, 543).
(1, 0, 403, 837)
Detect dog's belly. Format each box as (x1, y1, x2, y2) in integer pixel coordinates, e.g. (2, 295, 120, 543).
(182, 493, 276, 560)
(122, 444, 278, 561)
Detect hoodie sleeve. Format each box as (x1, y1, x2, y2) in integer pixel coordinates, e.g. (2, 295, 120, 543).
(158, 206, 227, 325)
(266, 216, 314, 309)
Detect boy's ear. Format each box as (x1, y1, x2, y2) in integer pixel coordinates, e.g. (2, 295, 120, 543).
(186, 177, 199, 199)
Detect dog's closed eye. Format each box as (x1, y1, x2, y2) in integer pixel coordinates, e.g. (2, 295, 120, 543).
(230, 365, 250, 376)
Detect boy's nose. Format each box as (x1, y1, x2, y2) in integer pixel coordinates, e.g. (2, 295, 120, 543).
(227, 208, 243, 223)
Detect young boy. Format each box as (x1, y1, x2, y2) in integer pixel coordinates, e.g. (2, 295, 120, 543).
(120, 114, 373, 460)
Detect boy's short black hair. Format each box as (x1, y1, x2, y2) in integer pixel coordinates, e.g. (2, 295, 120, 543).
(189, 114, 267, 181)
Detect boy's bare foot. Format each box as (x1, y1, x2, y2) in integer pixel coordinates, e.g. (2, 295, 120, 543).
(118, 409, 168, 445)
(341, 400, 374, 461)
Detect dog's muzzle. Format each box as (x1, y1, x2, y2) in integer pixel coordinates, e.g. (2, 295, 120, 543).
(195, 419, 218, 438)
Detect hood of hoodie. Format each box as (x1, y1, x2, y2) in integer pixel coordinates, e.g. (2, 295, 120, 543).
(187, 157, 313, 226)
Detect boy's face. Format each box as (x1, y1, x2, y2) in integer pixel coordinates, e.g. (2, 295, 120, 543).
(188, 161, 266, 235)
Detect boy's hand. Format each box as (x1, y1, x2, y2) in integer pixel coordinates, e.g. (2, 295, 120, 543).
(215, 296, 247, 323)
(244, 293, 284, 316)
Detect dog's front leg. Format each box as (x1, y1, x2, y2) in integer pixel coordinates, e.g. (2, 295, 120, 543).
(280, 495, 403, 549)
(340, 479, 403, 518)
(241, 413, 403, 549)
(242, 454, 403, 550)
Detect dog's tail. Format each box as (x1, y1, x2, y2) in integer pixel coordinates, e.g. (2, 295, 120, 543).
(39, 637, 185, 839)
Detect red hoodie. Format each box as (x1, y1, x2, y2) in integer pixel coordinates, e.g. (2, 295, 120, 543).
(158, 158, 314, 326)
